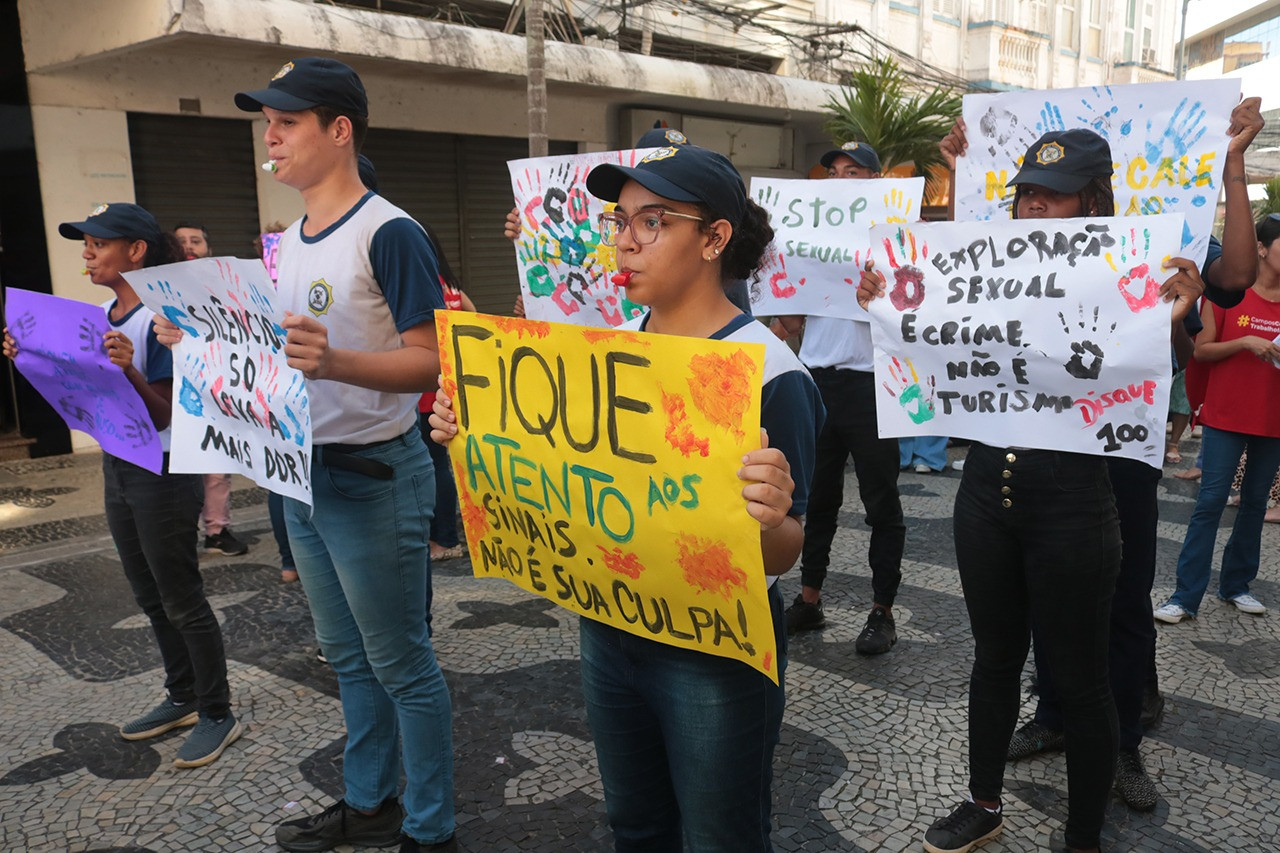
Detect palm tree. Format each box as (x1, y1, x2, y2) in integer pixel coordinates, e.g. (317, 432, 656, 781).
(823, 56, 962, 202)
(1254, 175, 1280, 218)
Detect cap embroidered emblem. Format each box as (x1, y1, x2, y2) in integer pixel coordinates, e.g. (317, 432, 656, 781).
(842, 141, 861, 151)
(272, 61, 294, 81)
(641, 146, 679, 163)
(1035, 142, 1066, 166)
(664, 129, 688, 144)
(89, 204, 109, 217)
(307, 279, 334, 317)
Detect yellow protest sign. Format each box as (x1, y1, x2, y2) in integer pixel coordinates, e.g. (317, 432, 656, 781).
(436, 310, 778, 681)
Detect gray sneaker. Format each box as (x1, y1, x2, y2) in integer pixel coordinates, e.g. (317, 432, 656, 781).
(119, 699, 199, 741)
(1114, 748, 1158, 811)
(173, 712, 242, 768)
(277, 798, 404, 852)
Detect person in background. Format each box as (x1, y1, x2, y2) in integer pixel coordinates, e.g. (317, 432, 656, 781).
(774, 140, 906, 656)
(6, 203, 240, 768)
(900, 436, 949, 474)
(174, 220, 250, 558)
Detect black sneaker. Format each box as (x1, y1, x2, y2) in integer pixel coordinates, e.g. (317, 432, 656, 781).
(785, 594, 825, 634)
(119, 698, 198, 741)
(1114, 748, 1158, 811)
(205, 528, 249, 556)
(923, 800, 1003, 853)
(276, 798, 403, 852)
(1006, 720, 1065, 761)
(854, 606, 896, 655)
(400, 833, 459, 852)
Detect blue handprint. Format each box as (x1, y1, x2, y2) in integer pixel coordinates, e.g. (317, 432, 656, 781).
(1144, 98, 1208, 163)
(1038, 101, 1066, 133)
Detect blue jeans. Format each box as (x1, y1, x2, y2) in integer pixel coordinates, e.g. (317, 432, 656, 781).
(1169, 426, 1280, 614)
(898, 435, 948, 471)
(579, 584, 786, 853)
(953, 444, 1120, 850)
(419, 414, 459, 548)
(103, 453, 230, 719)
(284, 430, 454, 844)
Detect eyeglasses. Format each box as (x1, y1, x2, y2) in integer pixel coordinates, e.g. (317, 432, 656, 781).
(598, 208, 705, 247)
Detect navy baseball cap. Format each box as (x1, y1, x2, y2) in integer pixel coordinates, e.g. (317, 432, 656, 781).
(235, 57, 368, 118)
(58, 203, 162, 243)
(587, 144, 747, 226)
(1008, 129, 1113, 194)
(820, 140, 881, 172)
(635, 122, 691, 148)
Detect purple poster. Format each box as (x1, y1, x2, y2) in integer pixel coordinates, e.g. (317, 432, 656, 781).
(5, 288, 163, 473)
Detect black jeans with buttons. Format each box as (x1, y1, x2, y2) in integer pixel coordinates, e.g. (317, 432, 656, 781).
(952, 443, 1121, 850)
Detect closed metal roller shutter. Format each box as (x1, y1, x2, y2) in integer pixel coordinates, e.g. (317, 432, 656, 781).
(366, 130, 573, 316)
(128, 113, 260, 258)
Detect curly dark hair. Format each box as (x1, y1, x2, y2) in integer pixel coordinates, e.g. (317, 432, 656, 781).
(693, 200, 776, 287)
(142, 232, 185, 268)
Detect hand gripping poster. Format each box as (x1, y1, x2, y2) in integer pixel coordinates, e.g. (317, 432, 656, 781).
(5, 289, 163, 473)
(435, 310, 780, 680)
(955, 78, 1239, 263)
(508, 149, 656, 329)
(750, 176, 926, 319)
(125, 257, 313, 503)
(867, 215, 1184, 468)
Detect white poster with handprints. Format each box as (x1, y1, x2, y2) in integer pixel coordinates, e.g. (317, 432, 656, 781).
(955, 79, 1239, 265)
(508, 148, 656, 328)
(866, 215, 1184, 468)
(749, 177, 925, 320)
(125, 258, 313, 505)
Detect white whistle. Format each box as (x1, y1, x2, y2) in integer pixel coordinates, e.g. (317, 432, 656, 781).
(261, 160, 277, 172)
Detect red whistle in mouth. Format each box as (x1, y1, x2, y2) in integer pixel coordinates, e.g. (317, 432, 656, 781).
(611, 271, 633, 288)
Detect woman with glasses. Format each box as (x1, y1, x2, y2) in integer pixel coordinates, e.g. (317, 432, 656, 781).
(1156, 212, 1280, 623)
(434, 144, 822, 852)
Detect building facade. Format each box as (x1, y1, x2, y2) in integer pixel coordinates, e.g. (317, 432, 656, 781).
(4, 0, 1178, 453)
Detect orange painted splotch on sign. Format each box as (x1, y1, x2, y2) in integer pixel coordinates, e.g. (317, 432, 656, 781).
(582, 328, 649, 347)
(675, 534, 746, 600)
(597, 546, 646, 579)
(435, 312, 455, 393)
(686, 349, 756, 441)
(491, 315, 551, 338)
(763, 651, 773, 672)
(455, 459, 489, 543)
(660, 389, 710, 457)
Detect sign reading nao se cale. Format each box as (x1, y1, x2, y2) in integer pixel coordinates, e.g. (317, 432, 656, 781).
(508, 149, 657, 329)
(956, 78, 1238, 264)
(436, 310, 780, 680)
(750, 176, 925, 320)
(6, 288, 163, 473)
(867, 215, 1184, 468)
(126, 258, 313, 504)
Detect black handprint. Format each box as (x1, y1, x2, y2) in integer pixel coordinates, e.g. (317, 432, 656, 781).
(78, 318, 106, 352)
(123, 414, 155, 448)
(1058, 306, 1117, 381)
(58, 395, 96, 429)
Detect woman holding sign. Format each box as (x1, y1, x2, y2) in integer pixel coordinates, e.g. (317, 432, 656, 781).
(1156, 213, 1280, 623)
(860, 127, 1206, 853)
(3, 203, 240, 769)
(434, 144, 822, 852)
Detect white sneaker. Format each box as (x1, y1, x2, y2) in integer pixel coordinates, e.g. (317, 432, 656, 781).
(1227, 594, 1266, 615)
(1153, 602, 1191, 624)
(914, 463, 933, 473)
(951, 459, 965, 471)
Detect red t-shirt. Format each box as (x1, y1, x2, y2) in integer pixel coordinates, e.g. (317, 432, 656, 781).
(1198, 288, 1280, 438)
(419, 283, 466, 413)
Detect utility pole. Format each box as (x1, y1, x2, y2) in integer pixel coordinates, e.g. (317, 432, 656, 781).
(1177, 0, 1191, 79)
(527, 0, 548, 157)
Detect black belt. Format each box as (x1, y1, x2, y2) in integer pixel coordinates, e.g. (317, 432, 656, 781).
(314, 432, 407, 481)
